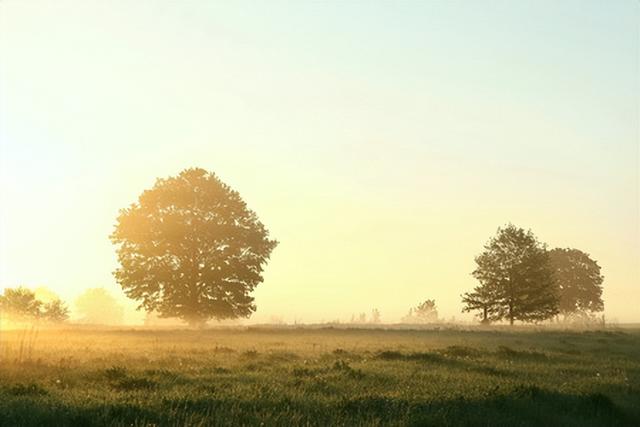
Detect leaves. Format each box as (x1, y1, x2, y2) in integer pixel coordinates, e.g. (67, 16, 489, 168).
(41, 299, 70, 323)
(0, 287, 42, 321)
(110, 168, 277, 326)
(463, 224, 559, 324)
(549, 248, 604, 315)
(0, 287, 69, 323)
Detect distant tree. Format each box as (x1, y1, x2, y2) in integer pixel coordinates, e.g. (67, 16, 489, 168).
(466, 224, 558, 325)
(401, 300, 438, 323)
(75, 288, 124, 325)
(400, 308, 415, 323)
(0, 287, 42, 322)
(41, 299, 70, 323)
(414, 299, 438, 323)
(110, 168, 278, 328)
(0, 287, 71, 325)
(370, 308, 381, 324)
(548, 248, 604, 318)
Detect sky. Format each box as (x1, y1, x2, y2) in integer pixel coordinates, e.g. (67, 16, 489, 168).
(0, 0, 638, 324)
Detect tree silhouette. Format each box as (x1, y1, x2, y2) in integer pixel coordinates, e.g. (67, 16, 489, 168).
(466, 224, 558, 325)
(414, 299, 438, 323)
(0, 287, 70, 324)
(110, 168, 278, 327)
(461, 285, 498, 324)
(370, 308, 381, 324)
(548, 248, 604, 318)
(41, 299, 70, 323)
(401, 299, 438, 323)
(0, 287, 41, 322)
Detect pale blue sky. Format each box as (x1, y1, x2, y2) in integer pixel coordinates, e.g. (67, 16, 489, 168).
(1, 0, 638, 323)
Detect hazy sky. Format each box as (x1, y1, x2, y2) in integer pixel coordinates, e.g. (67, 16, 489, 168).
(1, 0, 638, 323)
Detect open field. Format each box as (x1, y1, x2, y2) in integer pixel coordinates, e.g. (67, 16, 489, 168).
(1, 326, 639, 426)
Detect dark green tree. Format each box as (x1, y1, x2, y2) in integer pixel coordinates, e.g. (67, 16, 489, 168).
(41, 299, 70, 323)
(110, 168, 278, 327)
(548, 248, 604, 318)
(0, 287, 42, 322)
(461, 284, 499, 324)
(465, 224, 558, 325)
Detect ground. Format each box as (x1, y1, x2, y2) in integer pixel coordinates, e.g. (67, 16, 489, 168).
(0, 326, 639, 426)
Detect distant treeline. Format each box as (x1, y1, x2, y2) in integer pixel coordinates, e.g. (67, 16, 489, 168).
(0, 287, 125, 326)
(1, 169, 606, 328)
(0, 287, 69, 323)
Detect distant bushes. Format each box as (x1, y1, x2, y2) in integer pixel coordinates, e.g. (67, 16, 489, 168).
(401, 299, 439, 324)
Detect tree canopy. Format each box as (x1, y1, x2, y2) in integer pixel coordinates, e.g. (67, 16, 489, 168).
(461, 284, 499, 324)
(41, 299, 71, 323)
(0, 287, 69, 324)
(463, 225, 558, 325)
(110, 168, 278, 327)
(549, 248, 604, 316)
(0, 287, 41, 321)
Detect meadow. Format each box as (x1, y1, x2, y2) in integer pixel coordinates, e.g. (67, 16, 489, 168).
(0, 326, 639, 426)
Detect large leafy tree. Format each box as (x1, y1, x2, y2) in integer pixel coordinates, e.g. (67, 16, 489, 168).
(110, 168, 278, 327)
(464, 224, 558, 325)
(548, 248, 604, 317)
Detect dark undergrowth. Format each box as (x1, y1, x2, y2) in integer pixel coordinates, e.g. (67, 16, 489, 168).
(0, 387, 636, 427)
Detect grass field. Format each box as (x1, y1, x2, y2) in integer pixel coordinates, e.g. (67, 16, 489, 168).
(0, 326, 639, 426)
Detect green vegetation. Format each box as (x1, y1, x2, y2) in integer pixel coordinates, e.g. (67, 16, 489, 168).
(0, 287, 70, 324)
(110, 168, 278, 328)
(1, 327, 638, 426)
(462, 224, 604, 325)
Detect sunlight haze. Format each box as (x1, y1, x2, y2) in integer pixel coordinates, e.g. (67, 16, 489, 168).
(0, 0, 638, 323)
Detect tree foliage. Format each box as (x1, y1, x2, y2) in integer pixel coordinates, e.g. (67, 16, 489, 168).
(110, 168, 278, 327)
(402, 299, 438, 323)
(414, 299, 438, 323)
(461, 285, 499, 324)
(0, 287, 41, 321)
(0, 287, 69, 323)
(548, 248, 604, 315)
(41, 299, 70, 323)
(463, 225, 558, 325)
